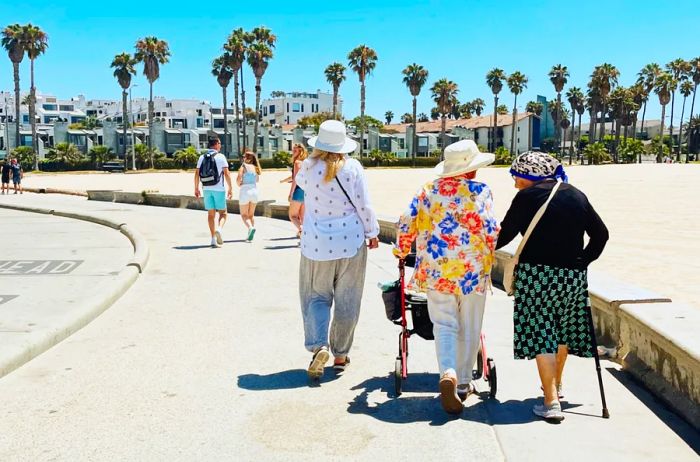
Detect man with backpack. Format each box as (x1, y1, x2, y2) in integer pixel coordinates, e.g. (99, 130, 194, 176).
(194, 137, 233, 248)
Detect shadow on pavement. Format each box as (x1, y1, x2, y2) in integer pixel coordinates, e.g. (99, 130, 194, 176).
(348, 374, 583, 426)
(238, 368, 340, 390)
(173, 240, 247, 250)
(606, 367, 700, 453)
(264, 245, 299, 250)
(267, 236, 298, 242)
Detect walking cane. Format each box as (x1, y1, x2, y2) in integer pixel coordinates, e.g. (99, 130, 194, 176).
(586, 301, 610, 418)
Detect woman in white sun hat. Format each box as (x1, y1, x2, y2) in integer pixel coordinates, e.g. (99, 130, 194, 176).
(295, 120, 380, 380)
(394, 139, 499, 414)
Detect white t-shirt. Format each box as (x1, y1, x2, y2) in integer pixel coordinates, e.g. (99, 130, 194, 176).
(197, 150, 229, 192)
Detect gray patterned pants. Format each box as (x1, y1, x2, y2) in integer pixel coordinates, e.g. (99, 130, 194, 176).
(299, 245, 367, 357)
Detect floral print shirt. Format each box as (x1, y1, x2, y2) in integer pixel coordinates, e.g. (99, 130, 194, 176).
(393, 175, 499, 296)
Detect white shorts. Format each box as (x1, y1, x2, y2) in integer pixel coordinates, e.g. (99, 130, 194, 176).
(239, 184, 259, 205)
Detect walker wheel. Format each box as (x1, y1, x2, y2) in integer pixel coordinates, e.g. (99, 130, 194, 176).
(394, 358, 403, 396)
(473, 349, 484, 380)
(487, 358, 497, 399)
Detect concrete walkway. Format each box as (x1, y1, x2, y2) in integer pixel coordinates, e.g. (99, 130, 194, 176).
(0, 194, 697, 461)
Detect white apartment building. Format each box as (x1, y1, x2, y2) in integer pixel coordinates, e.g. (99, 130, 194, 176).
(260, 90, 340, 125)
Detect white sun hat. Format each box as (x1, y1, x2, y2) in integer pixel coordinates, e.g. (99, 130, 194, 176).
(308, 120, 358, 154)
(434, 139, 495, 178)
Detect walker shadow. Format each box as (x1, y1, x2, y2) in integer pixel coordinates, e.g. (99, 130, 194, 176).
(266, 236, 298, 242)
(237, 368, 340, 390)
(264, 245, 299, 250)
(348, 373, 581, 426)
(172, 240, 247, 250)
(605, 367, 700, 452)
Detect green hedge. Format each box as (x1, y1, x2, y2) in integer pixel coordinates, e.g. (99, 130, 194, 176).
(38, 159, 95, 172)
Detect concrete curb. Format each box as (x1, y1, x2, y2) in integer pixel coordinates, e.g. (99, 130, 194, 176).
(0, 203, 149, 378)
(23, 186, 88, 197)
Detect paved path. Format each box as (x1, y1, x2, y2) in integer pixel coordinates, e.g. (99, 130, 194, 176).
(0, 194, 697, 461)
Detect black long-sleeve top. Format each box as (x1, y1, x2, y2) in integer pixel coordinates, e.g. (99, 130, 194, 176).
(495, 179, 609, 270)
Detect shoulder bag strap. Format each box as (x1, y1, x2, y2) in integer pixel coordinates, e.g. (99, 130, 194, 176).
(335, 176, 357, 212)
(513, 181, 561, 259)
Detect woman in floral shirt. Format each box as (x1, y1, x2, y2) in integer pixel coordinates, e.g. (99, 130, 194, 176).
(394, 140, 498, 415)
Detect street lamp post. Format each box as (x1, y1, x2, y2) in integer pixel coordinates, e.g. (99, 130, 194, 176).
(129, 85, 138, 170)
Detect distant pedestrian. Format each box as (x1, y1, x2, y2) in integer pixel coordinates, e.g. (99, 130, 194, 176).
(496, 151, 609, 422)
(295, 120, 380, 379)
(194, 137, 233, 248)
(280, 143, 308, 238)
(394, 140, 498, 414)
(1, 159, 11, 194)
(10, 159, 22, 195)
(237, 150, 261, 242)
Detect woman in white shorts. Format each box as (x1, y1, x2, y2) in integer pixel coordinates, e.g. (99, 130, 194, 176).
(237, 151, 261, 241)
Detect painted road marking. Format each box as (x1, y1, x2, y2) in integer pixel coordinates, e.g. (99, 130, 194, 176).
(0, 260, 83, 275)
(0, 295, 18, 305)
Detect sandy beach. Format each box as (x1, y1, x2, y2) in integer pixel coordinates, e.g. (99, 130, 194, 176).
(19, 163, 700, 310)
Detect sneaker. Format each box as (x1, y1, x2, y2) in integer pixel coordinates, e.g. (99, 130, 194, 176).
(457, 382, 476, 402)
(214, 229, 223, 246)
(211, 237, 221, 248)
(307, 346, 329, 380)
(247, 227, 256, 242)
(333, 356, 350, 373)
(540, 383, 564, 399)
(438, 374, 463, 415)
(533, 401, 565, 422)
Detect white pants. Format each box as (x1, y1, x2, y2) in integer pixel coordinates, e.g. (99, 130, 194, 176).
(427, 290, 487, 385)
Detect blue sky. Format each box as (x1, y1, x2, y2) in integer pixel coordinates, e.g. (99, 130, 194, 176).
(2, 0, 699, 123)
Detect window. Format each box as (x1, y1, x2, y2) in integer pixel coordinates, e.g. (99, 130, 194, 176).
(301, 104, 305, 113)
(86, 110, 97, 116)
(269, 104, 275, 113)
(196, 118, 204, 128)
(43, 104, 58, 111)
(258, 136, 264, 147)
(214, 119, 225, 128)
(286, 103, 290, 112)
(263, 107, 267, 116)
(166, 102, 172, 108)
(292, 103, 301, 112)
(59, 105, 74, 111)
(22, 115, 29, 123)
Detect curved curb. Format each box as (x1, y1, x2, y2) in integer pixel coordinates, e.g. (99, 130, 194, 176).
(23, 187, 88, 197)
(0, 203, 149, 378)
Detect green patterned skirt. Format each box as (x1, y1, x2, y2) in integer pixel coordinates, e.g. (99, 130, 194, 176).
(513, 263, 594, 360)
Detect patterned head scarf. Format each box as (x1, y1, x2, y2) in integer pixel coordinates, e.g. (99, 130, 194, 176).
(510, 151, 568, 183)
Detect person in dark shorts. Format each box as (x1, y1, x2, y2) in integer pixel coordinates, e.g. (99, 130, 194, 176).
(496, 151, 609, 422)
(10, 159, 23, 194)
(1, 159, 11, 194)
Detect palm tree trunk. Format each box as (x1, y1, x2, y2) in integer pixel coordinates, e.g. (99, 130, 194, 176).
(332, 85, 338, 119)
(510, 95, 518, 155)
(658, 104, 666, 162)
(614, 119, 621, 163)
(30, 58, 38, 170)
(12, 61, 20, 151)
(253, 77, 261, 154)
(599, 102, 606, 142)
(440, 115, 446, 160)
(688, 84, 697, 163)
(589, 109, 596, 148)
(233, 73, 241, 157)
(577, 111, 583, 165)
(555, 92, 561, 158)
(223, 86, 228, 157)
(148, 82, 154, 168)
(569, 105, 575, 162)
(122, 89, 128, 161)
(240, 68, 247, 150)
(669, 91, 676, 160)
(360, 80, 366, 158)
(492, 95, 498, 152)
(412, 96, 417, 167)
(679, 96, 687, 162)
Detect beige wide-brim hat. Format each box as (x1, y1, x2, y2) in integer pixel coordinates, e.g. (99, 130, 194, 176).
(308, 120, 358, 154)
(434, 139, 495, 178)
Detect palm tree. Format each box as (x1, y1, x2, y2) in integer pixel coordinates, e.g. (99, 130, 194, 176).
(471, 98, 485, 116)
(402, 63, 428, 165)
(1, 24, 24, 152)
(628, 82, 646, 143)
(566, 87, 584, 162)
(212, 53, 234, 157)
(430, 78, 458, 158)
(384, 111, 394, 124)
(110, 52, 137, 162)
(486, 68, 506, 151)
(496, 104, 509, 115)
(686, 58, 700, 162)
(21, 24, 48, 170)
(591, 63, 619, 141)
(224, 28, 247, 156)
(678, 80, 694, 161)
(666, 58, 691, 157)
(246, 26, 276, 154)
(575, 100, 585, 163)
(134, 36, 170, 167)
(637, 63, 662, 140)
(324, 62, 346, 119)
(460, 102, 473, 119)
(348, 45, 378, 158)
(586, 85, 601, 144)
(548, 64, 569, 157)
(654, 72, 676, 162)
(526, 101, 543, 116)
(608, 86, 633, 161)
(417, 113, 428, 122)
(506, 71, 528, 155)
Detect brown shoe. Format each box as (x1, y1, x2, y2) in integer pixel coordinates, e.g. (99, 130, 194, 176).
(439, 374, 463, 415)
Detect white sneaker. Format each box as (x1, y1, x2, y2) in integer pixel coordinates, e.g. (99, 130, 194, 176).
(214, 229, 223, 246)
(211, 237, 221, 248)
(533, 401, 565, 422)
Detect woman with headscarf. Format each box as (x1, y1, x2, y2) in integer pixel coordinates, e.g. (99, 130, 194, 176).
(295, 120, 380, 380)
(496, 151, 609, 422)
(394, 140, 499, 415)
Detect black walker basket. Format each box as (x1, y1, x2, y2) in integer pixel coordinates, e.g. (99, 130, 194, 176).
(381, 281, 434, 340)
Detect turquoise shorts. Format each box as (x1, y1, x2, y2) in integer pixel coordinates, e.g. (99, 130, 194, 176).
(203, 190, 227, 210)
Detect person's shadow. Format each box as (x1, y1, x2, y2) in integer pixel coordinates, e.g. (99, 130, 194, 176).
(238, 368, 340, 390)
(348, 374, 584, 426)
